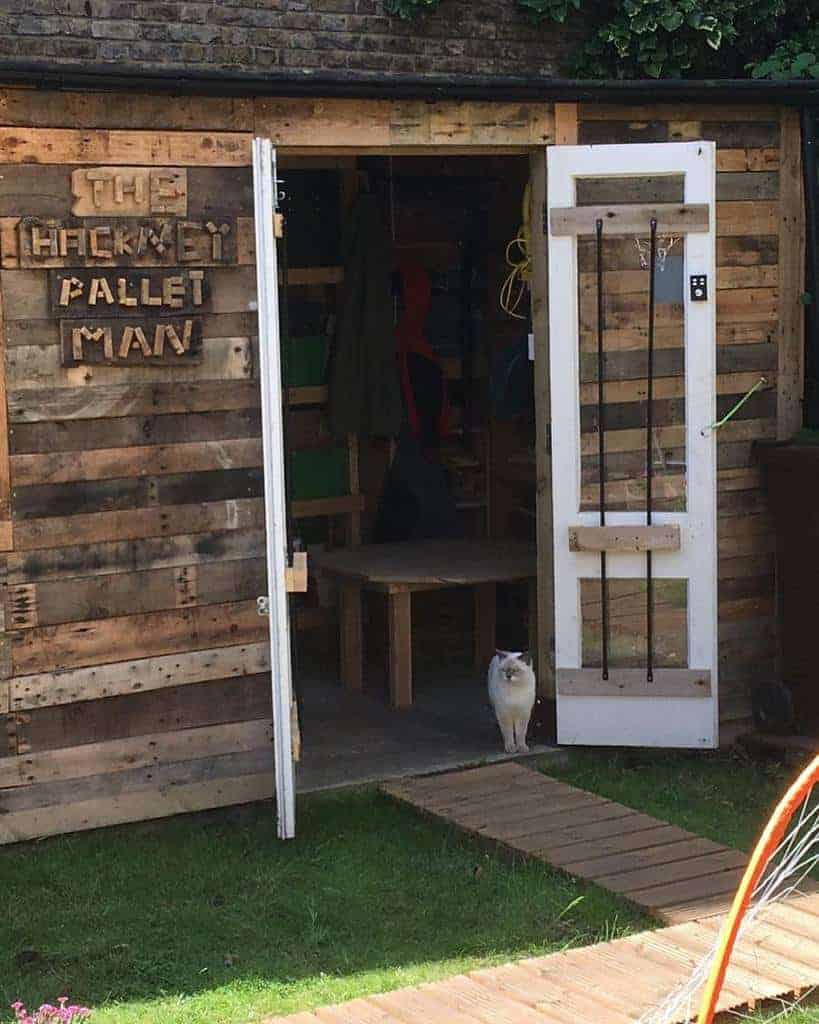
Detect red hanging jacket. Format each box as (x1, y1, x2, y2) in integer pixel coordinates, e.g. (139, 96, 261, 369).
(394, 260, 451, 450)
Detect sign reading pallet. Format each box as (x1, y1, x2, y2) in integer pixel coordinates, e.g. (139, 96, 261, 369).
(51, 268, 208, 318)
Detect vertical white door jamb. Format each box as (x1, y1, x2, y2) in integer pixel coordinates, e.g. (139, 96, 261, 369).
(252, 137, 296, 838)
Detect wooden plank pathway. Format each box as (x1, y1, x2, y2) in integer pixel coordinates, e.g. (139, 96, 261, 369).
(383, 761, 756, 925)
(267, 762, 819, 1024)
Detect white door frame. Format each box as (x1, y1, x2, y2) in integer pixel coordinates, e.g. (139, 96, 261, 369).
(252, 137, 297, 837)
(547, 141, 719, 748)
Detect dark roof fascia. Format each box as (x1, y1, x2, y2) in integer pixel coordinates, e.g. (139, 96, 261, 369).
(1, 61, 819, 104)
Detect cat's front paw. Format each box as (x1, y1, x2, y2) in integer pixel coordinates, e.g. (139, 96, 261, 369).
(517, 742, 530, 753)
(503, 742, 516, 754)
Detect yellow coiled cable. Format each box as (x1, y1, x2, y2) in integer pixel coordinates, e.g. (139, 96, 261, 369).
(499, 181, 531, 320)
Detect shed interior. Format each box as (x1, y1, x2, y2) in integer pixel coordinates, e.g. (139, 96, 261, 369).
(281, 154, 548, 786)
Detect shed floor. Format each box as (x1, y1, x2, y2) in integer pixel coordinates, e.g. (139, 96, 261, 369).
(294, 662, 555, 793)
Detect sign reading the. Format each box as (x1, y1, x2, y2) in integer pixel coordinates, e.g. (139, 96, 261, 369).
(71, 167, 188, 217)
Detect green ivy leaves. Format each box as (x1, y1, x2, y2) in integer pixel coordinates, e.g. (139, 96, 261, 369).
(517, 0, 581, 24)
(748, 28, 819, 79)
(383, 0, 814, 82)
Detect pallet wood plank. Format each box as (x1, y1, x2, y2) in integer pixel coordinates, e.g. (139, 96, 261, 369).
(557, 669, 712, 699)
(11, 438, 263, 486)
(551, 202, 710, 237)
(595, 848, 748, 894)
(568, 524, 680, 553)
(0, 128, 253, 166)
(13, 496, 264, 551)
(12, 599, 266, 675)
(777, 108, 806, 439)
(0, 769, 273, 844)
(6, 557, 266, 629)
(563, 836, 728, 880)
(8, 380, 261, 422)
(0, 718, 272, 788)
(0, 90, 254, 130)
(0, 285, 11, 547)
(11, 641, 270, 710)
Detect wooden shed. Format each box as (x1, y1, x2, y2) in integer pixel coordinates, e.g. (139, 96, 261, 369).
(0, 70, 814, 842)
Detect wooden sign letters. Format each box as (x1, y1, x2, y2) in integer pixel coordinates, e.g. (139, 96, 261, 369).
(51, 269, 207, 318)
(19, 217, 233, 268)
(54, 269, 208, 366)
(19, 166, 251, 369)
(71, 167, 188, 217)
(60, 318, 203, 366)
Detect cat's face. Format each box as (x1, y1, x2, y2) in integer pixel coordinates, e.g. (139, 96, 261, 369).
(495, 650, 533, 682)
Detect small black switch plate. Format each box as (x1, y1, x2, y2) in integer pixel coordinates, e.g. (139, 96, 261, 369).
(690, 274, 708, 301)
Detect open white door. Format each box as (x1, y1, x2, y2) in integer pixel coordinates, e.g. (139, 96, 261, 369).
(252, 138, 296, 837)
(548, 141, 718, 748)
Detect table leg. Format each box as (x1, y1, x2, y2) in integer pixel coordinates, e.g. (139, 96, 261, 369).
(339, 581, 363, 692)
(388, 589, 412, 709)
(474, 581, 497, 672)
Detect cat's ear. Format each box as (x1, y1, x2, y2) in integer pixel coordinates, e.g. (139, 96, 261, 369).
(521, 651, 534, 668)
(495, 648, 508, 658)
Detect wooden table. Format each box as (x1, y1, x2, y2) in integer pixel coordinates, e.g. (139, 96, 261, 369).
(312, 540, 537, 708)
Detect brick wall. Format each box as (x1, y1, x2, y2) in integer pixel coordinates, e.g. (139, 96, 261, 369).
(0, 0, 585, 79)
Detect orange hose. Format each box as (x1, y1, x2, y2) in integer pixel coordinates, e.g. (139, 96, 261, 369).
(696, 753, 819, 1024)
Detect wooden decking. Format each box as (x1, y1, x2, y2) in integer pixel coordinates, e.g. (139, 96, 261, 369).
(267, 762, 819, 1024)
(384, 761, 757, 925)
(268, 898, 819, 1024)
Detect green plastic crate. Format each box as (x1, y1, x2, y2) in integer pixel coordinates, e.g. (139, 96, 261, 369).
(290, 447, 348, 501)
(286, 334, 327, 387)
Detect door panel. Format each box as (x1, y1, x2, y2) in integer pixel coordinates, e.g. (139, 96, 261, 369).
(252, 138, 297, 836)
(547, 142, 718, 748)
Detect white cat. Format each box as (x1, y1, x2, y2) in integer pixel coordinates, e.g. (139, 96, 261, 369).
(488, 650, 536, 754)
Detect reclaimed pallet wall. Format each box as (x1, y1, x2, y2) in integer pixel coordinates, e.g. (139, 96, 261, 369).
(0, 93, 277, 843)
(0, 89, 557, 844)
(577, 104, 794, 725)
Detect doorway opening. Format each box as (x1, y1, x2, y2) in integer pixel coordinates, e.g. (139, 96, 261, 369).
(278, 153, 549, 790)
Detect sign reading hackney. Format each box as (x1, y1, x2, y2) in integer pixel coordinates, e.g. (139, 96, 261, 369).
(19, 217, 233, 269)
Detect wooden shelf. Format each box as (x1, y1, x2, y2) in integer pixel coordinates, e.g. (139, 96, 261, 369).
(288, 385, 328, 406)
(292, 494, 365, 519)
(287, 266, 344, 286)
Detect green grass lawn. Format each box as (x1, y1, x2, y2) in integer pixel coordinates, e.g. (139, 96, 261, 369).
(4, 749, 817, 1024)
(1, 786, 646, 1024)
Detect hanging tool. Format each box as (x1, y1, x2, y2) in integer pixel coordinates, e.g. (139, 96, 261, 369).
(595, 219, 610, 681)
(645, 218, 658, 684)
